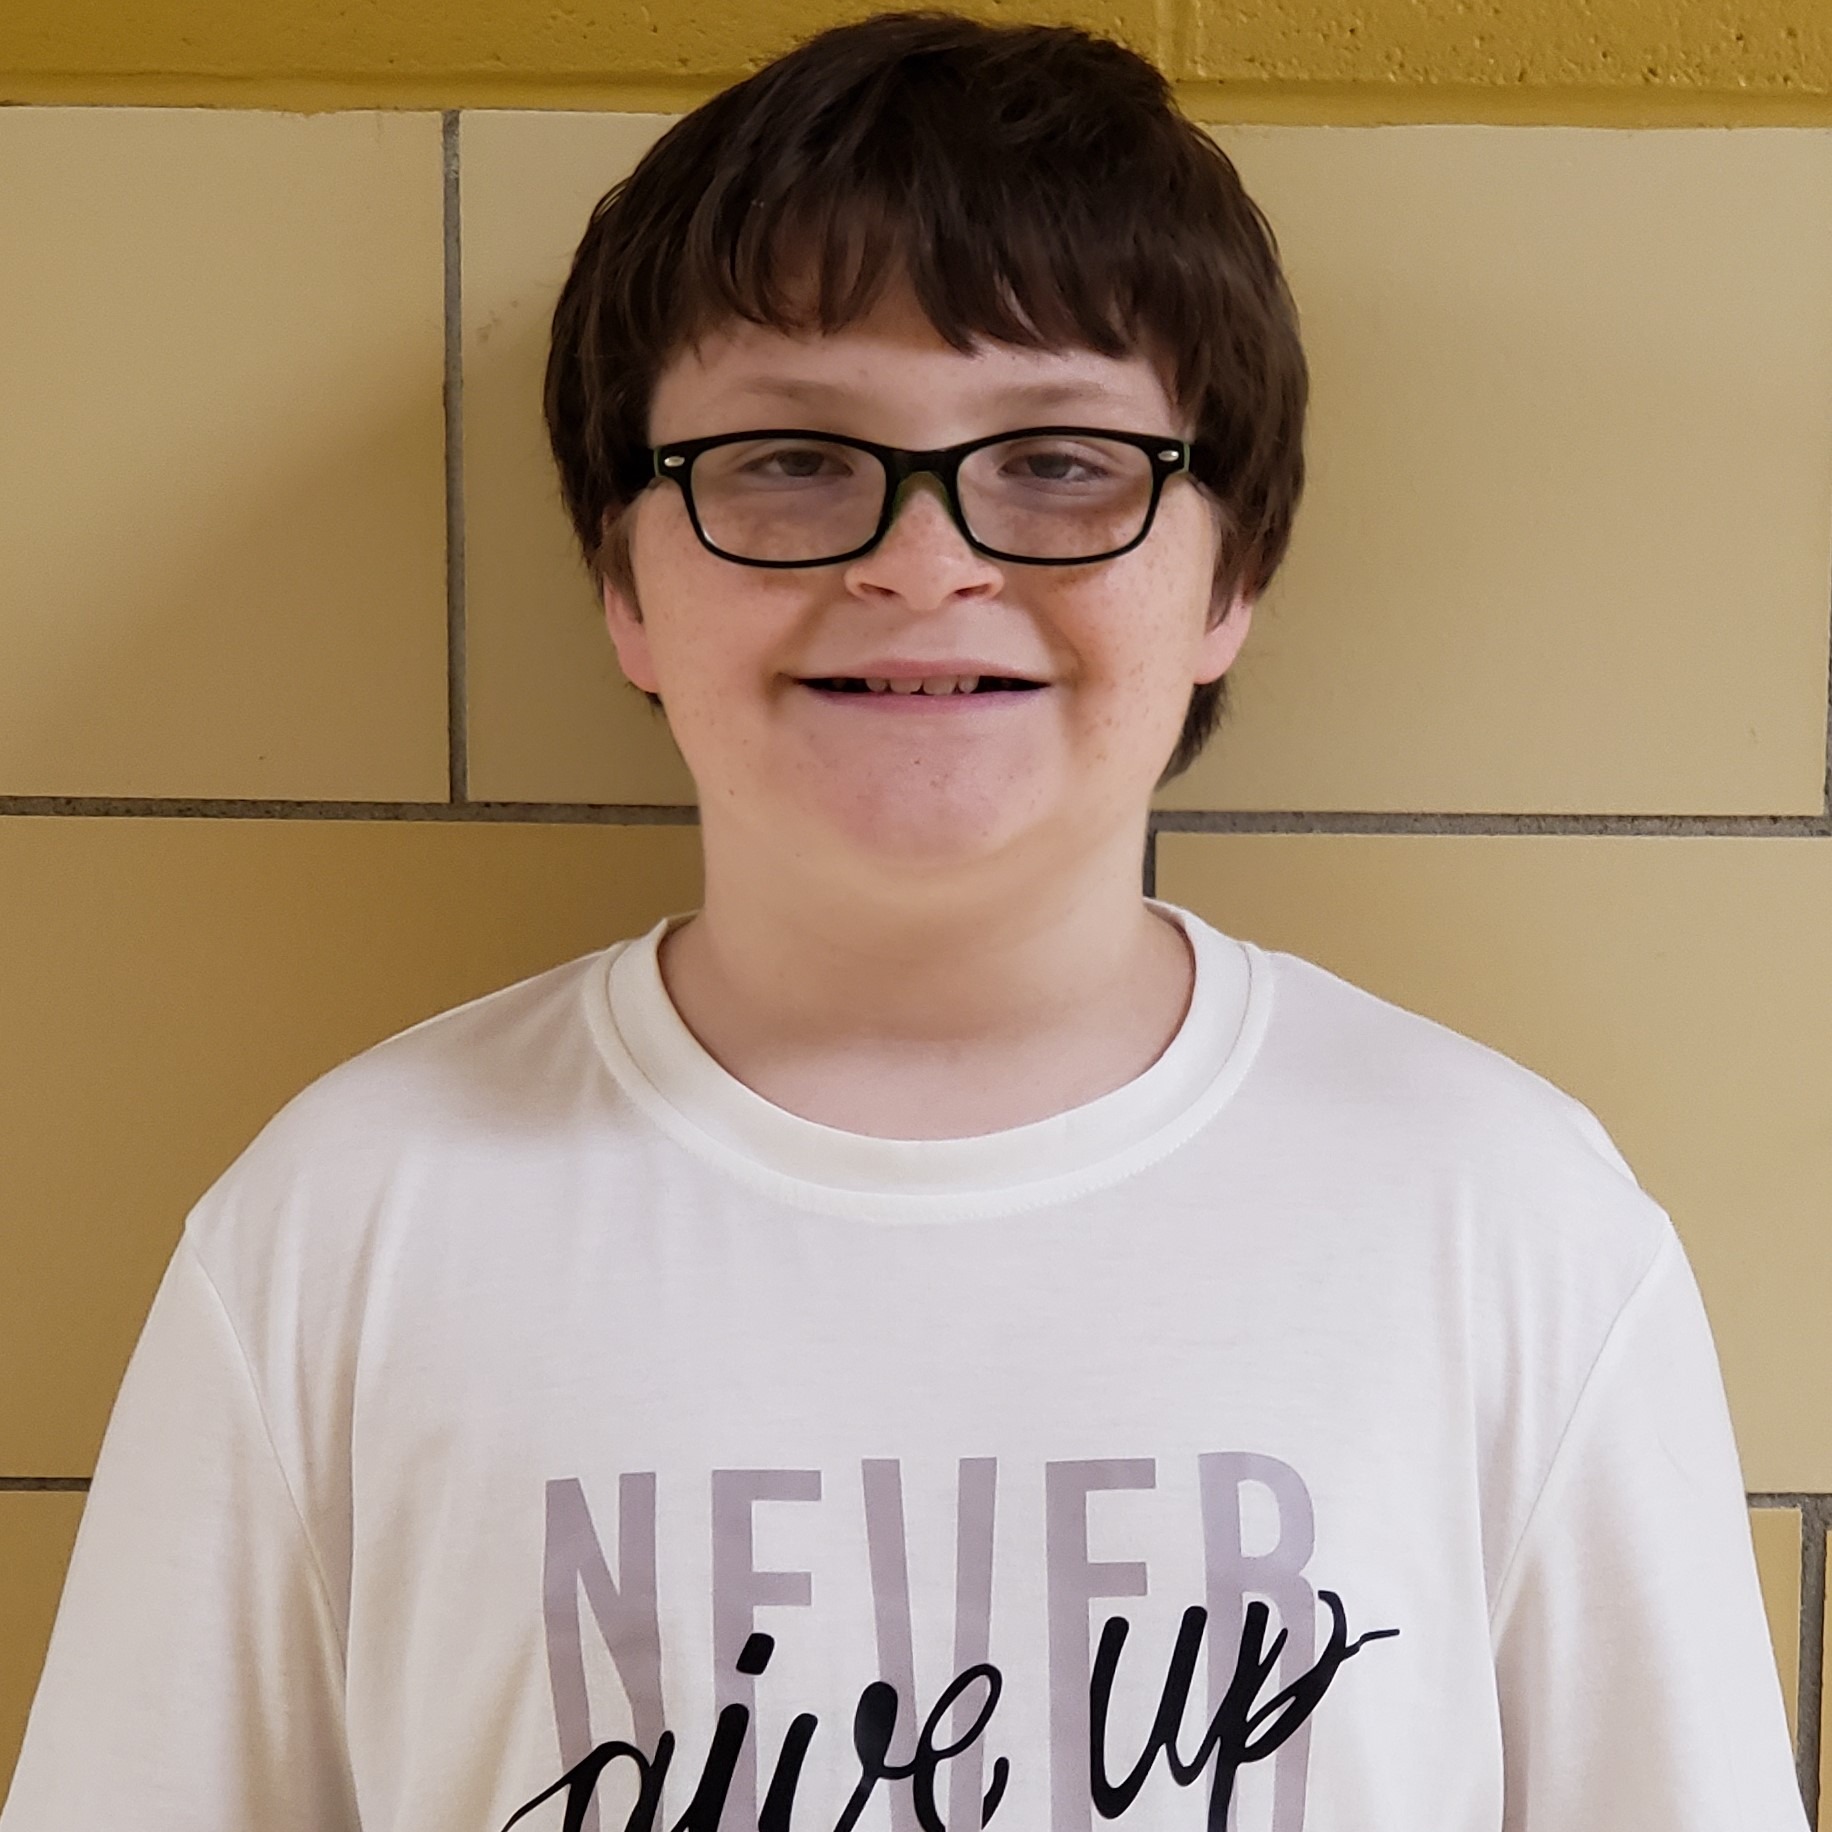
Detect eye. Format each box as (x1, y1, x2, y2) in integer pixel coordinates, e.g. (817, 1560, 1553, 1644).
(757, 448, 840, 477)
(723, 440, 861, 485)
(996, 441, 1118, 486)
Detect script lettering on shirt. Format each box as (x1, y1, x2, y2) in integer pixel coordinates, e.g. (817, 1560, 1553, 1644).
(499, 1627, 1007, 1832)
(1089, 1593, 1399, 1832)
(501, 1595, 1393, 1832)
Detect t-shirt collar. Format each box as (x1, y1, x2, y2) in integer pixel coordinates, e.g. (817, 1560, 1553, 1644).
(587, 897, 1269, 1221)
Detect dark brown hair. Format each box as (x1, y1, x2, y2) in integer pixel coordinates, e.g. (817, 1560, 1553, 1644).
(545, 9, 1307, 783)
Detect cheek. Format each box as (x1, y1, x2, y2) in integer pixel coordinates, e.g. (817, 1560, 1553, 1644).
(629, 506, 805, 706)
(1061, 557, 1217, 769)
(1077, 547, 1216, 699)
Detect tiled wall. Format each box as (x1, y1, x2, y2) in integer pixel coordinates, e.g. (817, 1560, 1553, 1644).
(3, 107, 1831, 1815)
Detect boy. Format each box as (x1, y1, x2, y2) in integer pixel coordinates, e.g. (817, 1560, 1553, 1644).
(2, 12, 1806, 1831)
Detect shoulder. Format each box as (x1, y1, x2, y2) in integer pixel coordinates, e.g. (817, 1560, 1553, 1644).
(182, 945, 623, 1269)
(1243, 940, 1671, 1276)
(1251, 944, 1630, 1161)
(263, 943, 614, 1152)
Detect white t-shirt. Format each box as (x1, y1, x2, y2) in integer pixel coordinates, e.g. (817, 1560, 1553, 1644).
(1, 899, 1805, 1832)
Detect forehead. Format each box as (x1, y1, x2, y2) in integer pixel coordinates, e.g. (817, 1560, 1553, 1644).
(648, 283, 1181, 443)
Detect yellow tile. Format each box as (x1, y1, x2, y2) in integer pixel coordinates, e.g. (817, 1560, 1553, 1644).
(0, 1491, 86, 1803)
(1158, 833, 1832, 1487)
(0, 110, 447, 801)
(460, 111, 697, 806)
(0, 816, 701, 1474)
(1157, 126, 1832, 816)
(1749, 1504, 1803, 1742)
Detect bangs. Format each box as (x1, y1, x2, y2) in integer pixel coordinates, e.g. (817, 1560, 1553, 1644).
(674, 83, 1151, 370)
(610, 25, 1243, 408)
(693, 180, 1137, 370)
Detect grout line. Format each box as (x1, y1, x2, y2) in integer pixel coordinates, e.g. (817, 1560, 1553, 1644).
(1823, 561, 1832, 824)
(10, 82, 1832, 126)
(0, 1477, 90, 1492)
(1751, 1491, 1827, 1823)
(442, 110, 468, 806)
(5, 800, 1826, 835)
(1150, 810, 1832, 838)
(1801, 1497, 1828, 1828)
(0, 797, 701, 824)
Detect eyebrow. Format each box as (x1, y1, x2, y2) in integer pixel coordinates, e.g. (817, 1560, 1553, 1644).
(723, 376, 1143, 413)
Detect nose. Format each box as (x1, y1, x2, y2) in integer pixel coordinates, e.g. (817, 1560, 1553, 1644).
(841, 475, 1003, 606)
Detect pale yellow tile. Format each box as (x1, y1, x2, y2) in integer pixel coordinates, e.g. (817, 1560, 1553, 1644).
(0, 816, 702, 1474)
(0, 109, 448, 801)
(1749, 1504, 1802, 1741)
(0, 1491, 86, 1804)
(1158, 126, 1832, 816)
(1157, 833, 1832, 1487)
(460, 111, 697, 805)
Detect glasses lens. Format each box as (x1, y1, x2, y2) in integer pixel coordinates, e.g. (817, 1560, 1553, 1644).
(958, 434, 1157, 560)
(688, 437, 886, 563)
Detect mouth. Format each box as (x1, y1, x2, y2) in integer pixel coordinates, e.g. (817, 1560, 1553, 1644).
(795, 676, 1047, 699)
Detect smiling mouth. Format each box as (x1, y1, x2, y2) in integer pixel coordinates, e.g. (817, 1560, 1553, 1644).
(798, 677, 1046, 696)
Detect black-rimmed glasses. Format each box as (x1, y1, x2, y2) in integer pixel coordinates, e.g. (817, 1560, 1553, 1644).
(625, 427, 1195, 568)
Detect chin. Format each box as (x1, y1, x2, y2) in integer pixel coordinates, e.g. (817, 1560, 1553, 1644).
(819, 791, 1042, 872)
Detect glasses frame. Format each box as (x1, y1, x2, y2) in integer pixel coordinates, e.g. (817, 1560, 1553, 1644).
(631, 426, 1196, 569)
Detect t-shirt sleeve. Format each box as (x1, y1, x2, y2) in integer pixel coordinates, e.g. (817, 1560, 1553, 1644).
(0, 1235, 359, 1831)
(1491, 1225, 1806, 1831)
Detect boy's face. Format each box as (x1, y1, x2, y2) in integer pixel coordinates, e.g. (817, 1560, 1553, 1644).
(604, 283, 1252, 883)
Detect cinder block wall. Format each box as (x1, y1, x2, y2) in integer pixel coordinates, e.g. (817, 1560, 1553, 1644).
(3, 0, 1831, 1816)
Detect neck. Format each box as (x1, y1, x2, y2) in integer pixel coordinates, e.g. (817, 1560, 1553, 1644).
(656, 813, 1190, 1137)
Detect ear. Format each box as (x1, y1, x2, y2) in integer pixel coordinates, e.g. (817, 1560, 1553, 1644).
(601, 570, 662, 695)
(1193, 585, 1255, 685)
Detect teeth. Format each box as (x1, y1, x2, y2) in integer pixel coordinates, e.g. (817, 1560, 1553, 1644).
(859, 675, 981, 695)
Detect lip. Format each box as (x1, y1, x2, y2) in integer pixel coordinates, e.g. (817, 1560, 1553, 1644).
(794, 680, 1049, 709)
(793, 662, 1047, 682)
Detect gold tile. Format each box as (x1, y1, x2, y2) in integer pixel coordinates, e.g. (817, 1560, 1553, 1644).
(0, 817, 701, 1474)
(1158, 833, 1832, 1487)
(0, 110, 447, 801)
(459, 111, 697, 805)
(1158, 126, 1832, 816)
(0, 1491, 86, 1802)
(1749, 1504, 1803, 1741)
